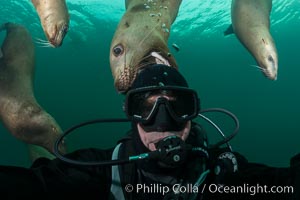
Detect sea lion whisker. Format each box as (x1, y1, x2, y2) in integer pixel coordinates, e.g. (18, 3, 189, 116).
(34, 39, 52, 46)
(35, 41, 50, 46)
(129, 49, 154, 72)
(138, 61, 157, 69)
(135, 51, 157, 64)
(34, 37, 49, 43)
(34, 38, 54, 47)
(250, 64, 265, 72)
(35, 41, 50, 45)
(36, 43, 54, 48)
(139, 53, 153, 61)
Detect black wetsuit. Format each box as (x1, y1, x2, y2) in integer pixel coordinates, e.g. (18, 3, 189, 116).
(0, 134, 299, 200)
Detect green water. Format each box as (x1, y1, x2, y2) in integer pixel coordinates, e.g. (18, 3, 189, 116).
(0, 0, 299, 167)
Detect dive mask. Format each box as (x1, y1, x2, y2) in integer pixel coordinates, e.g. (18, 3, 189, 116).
(125, 86, 200, 131)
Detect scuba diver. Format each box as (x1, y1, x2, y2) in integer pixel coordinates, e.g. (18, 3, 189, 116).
(0, 64, 299, 200)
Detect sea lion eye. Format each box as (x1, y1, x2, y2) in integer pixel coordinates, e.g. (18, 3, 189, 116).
(268, 55, 274, 62)
(113, 44, 124, 57)
(62, 25, 69, 33)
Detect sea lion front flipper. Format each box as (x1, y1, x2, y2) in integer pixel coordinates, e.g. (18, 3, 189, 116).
(0, 22, 66, 155)
(224, 24, 234, 36)
(28, 144, 56, 162)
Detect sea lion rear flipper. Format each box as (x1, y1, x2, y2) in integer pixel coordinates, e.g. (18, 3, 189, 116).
(224, 24, 234, 36)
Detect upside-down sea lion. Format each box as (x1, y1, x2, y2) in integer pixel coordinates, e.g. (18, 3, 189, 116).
(110, 0, 182, 93)
(0, 22, 65, 154)
(226, 0, 278, 80)
(31, 0, 69, 47)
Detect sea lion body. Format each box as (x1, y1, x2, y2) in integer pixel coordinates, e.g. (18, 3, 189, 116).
(31, 0, 69, 47)
(231, 0, 278, 80)
(110, 0, 182, 93)
(0, 23, 64, 153)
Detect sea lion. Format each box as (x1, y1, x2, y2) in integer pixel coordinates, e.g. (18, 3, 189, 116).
(31, 0, 69, 47)
(226, 0, 278, 80)
(0, 22, 65, 154)
(110, 0, 182, 93)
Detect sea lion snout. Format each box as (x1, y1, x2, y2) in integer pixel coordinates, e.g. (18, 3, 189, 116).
(260, 54, 278, 80)
(47, 22, 69, 47)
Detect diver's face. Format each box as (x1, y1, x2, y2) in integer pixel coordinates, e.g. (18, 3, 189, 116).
(136, 93, 191, 151)
(137, 122, 191, 151)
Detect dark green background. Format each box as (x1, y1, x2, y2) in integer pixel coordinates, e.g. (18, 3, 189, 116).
(0, 0, 299, 167)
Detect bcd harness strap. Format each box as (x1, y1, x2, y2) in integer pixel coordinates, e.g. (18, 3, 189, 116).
(110, 143, 125, 200)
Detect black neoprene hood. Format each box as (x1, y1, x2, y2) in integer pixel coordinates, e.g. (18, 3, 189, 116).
(129, 64, 188, 90)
